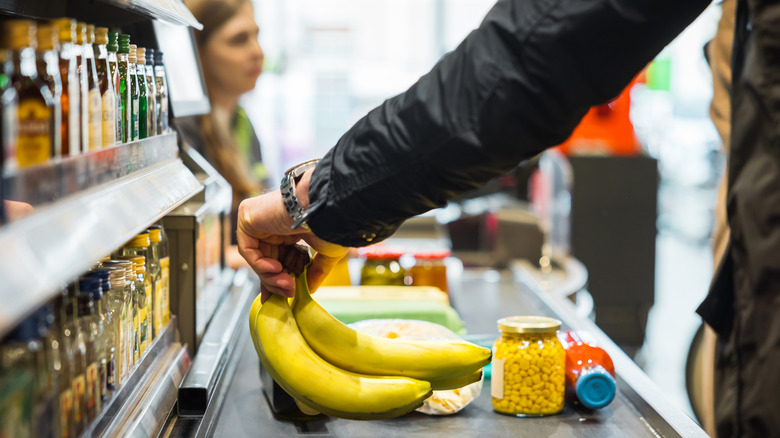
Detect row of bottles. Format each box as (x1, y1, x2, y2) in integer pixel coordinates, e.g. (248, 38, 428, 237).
(0, 225, 170, 438)
(0, 18, 170, 174)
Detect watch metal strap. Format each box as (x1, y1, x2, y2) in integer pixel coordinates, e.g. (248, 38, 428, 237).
(281, 159, 320, 229)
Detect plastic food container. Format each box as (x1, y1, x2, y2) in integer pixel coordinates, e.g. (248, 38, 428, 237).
(491, 316, 565, 416)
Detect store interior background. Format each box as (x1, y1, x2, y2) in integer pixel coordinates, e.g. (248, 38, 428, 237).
(239, 0, 724, 422)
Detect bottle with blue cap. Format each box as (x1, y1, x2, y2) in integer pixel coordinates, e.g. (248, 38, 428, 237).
(84, 267, 118, 402)
(558, 330, 617, 410)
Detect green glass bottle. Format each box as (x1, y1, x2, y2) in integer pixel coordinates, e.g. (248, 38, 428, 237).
(116, 34, 130, 143)
(127, 44, 139, 141)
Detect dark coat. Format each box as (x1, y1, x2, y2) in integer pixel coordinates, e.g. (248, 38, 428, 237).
(697, 0, 780, 436)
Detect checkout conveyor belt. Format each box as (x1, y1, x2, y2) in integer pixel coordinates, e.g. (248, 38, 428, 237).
(164, 268, 709, 438)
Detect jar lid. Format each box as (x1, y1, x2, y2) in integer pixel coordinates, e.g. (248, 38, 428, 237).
(413, 249, 451, 259)
(497, 316, 561, 334)
(358, 245, 404, 260)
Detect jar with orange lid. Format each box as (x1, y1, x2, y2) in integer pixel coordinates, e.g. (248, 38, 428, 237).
(408, 250, 450, 294)
(491, 316, 566, 416)
(359, 249, 406, 286)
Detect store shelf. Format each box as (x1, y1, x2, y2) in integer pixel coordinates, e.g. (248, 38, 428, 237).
(86, 316, 191, 437)
(0, 136, 203, 338)
(98, 0, 203, 29)
(0, 0, 201, 29)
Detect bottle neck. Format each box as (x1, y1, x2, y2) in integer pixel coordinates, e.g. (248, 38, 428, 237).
(13, 47, 37, 78)
(96, 44, 108, 60)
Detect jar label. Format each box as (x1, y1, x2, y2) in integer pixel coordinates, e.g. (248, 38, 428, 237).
(491, 357, 505, 399)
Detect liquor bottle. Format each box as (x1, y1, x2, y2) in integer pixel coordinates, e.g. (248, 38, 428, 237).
(0, 49, 18, 180)
(102, 259, 134, 381)
(34, 23, 62, 158)
(83, 269, 116, 402)
(106, 32, 122, 143)
(93, 27, 116, 147)
(0, 315, 46, 437)
(557, 330, 617, 410)
(149, 224, 170, 329)
(116, 34, 131, 143)
(75, 277, 104, 421)
(83, 24, 102, 150)
(144, 48, 157, 138)
(74, 22, 88, 153)
(134, 46, 148, 139)
(51, 18, 80, 158)
(37, 304, 61, 438)
(5, 20, 55, 168)
(54, 289, 75, 438)
(153, 51, 168, 134)
(127, 43, 139, 141)
(118, 255, 149, 358)
(65, 284, 88, 435)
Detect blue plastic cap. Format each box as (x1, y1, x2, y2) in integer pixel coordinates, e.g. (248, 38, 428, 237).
(576, 366, 616, 409)
(78, 277, 102, 297)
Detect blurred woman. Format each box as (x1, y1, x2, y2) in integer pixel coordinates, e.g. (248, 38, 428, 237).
(180, 0, 268, 268)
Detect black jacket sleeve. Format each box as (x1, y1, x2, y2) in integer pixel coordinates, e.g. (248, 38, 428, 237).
(306, 0, 711, 247)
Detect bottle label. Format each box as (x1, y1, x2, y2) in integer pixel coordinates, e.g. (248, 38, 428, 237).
(102, 90, 116, 146)
(106, 353, 115, 393)
(17, 99, 52, 167)
(68, 72, 80, 154)
(491, 357, 505, 399)
(133, 312, 140, 362)
(59, 388, 73, 437)
(131, 97, 139, 141)
(161, 256, 170, 325)
(86, 362, 99, 411)
(88, 88, 103, 150)
(139, 304, 148, 355)
(72, 374, 86, 422)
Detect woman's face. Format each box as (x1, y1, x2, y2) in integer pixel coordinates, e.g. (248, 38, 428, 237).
(201, 2, 264, 98)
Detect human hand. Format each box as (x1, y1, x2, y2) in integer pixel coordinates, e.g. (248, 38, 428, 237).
(237, 190, 348, 303)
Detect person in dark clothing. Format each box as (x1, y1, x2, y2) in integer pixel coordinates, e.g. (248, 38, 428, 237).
(237, 0, 780, 436)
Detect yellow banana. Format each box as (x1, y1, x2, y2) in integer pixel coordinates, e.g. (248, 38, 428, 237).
(430, 369, 483, 391)
(254, 293, 433, 420)
(291, 271, 492, 382)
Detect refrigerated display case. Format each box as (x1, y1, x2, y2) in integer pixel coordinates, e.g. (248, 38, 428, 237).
(0, 1, 247, 436)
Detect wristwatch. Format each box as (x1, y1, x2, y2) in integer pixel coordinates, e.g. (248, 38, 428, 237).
(281, 159, 320, 229)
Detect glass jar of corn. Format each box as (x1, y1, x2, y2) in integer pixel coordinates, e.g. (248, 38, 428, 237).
(491, 316, 565, 416)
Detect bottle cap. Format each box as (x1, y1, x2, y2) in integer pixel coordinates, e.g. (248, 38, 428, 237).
(107, 31, 118, 52)
(118, 33, 130, 53)
(127, 233, 150, 248)
(36, 23, 58, 51)
(95, 27, 108, 45)
(497, 316, 561, 334)
(146, 48, 155, 64)
(52, 18, 76, 44)
(104, 259, 135, 282)
(6, 316, 39, 342)
(136, 47, 146, 65)
(86, 24, 95, 44)
(128, 44, 137, 63)
(154, 50, 164, 65)
(575, 365, 617, 409)
(118, 255, 146, 273)
(149, 227, 162, 243)
(3, 19, 35, 50)
(78, 276, 102, 296)
(76, 22, 87, 45)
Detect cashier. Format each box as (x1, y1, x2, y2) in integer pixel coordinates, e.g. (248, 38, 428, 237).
(238, 0, 780, 436)
(179, 0, 268, 269)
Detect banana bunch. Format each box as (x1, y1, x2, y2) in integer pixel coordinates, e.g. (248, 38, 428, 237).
(249, 267, 492, 420)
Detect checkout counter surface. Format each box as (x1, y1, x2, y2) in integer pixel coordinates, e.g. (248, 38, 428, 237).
(174, 268, 708, 437)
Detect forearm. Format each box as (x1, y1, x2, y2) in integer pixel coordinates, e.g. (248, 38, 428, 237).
(306, 0, 711, 247)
